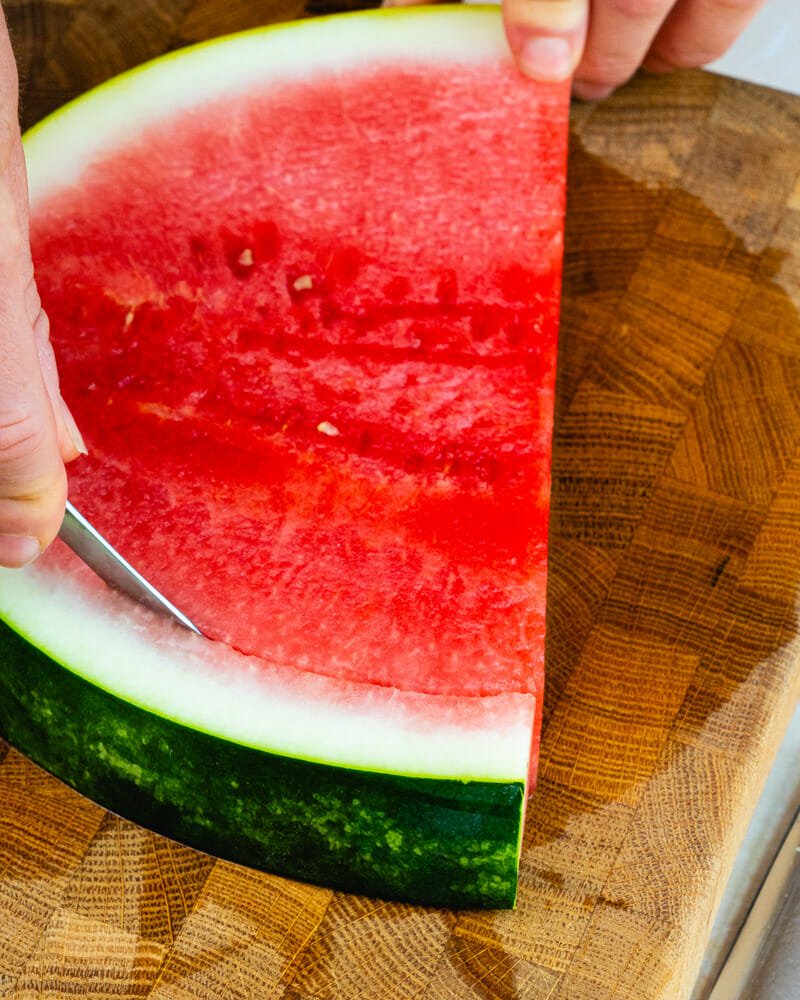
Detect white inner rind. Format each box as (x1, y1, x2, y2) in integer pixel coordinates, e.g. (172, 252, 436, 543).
(0, 564, 534, 781)
(24, 8, 508, 199)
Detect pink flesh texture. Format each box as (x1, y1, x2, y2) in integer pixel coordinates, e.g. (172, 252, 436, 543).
(32, 60, 567, 737)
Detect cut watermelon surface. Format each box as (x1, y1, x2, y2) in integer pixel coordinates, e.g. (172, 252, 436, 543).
(0, 8, 568, 908)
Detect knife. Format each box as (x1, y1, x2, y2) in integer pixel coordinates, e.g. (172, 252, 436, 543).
(58, 500, 203, 636)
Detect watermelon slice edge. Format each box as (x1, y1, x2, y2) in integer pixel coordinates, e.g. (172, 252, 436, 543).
(0, 7, 568, 909)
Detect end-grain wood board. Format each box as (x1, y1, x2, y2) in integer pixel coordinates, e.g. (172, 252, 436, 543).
(3, 3, 800, 998)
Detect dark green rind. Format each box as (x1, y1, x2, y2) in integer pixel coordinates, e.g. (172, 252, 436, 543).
(0, 621, 522, 908)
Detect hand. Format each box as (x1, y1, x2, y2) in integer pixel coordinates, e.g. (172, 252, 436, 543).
(0, 12, 85, 568)
(505, 0, 767, 99)
(386, 0, 767, 101)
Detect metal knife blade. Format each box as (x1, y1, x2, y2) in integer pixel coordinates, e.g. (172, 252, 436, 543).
(58, 500, 202, 636)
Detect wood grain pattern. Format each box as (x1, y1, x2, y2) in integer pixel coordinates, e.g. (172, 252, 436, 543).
(3, 3, 800, 997)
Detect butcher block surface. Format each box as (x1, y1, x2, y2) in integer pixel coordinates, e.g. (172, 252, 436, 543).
(2, 3, 800, 998)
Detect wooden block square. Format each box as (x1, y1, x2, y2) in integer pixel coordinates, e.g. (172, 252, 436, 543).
(0, 752, 104, 979)
(149, 862, 331, 1000)
(669, 338, 800, 506)
(427, 935, 559, 999)
(63, 814, 215, 947)
(287, 894, 454, 1000)
(10, 909, 166, 998)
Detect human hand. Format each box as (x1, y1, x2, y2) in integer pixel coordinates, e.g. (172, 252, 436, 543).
(386, 0, 767, 101)
(0, 12, 86, 568)
(504, 0, 768, 99)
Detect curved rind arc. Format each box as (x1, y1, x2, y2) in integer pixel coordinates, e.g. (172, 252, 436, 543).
(0, 564, 535, 783)
(0, 621, 522, 909)
(23, 6, 509, 199)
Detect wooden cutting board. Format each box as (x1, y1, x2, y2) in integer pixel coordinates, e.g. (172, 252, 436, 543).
(3, 4, 800, 998)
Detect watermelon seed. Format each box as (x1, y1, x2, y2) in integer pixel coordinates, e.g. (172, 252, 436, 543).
(238, 248, 254, 268)
(317, 421, 340, 437)
(293, 274, 313, 292)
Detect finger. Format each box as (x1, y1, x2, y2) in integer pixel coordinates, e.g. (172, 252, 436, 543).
(572, 0, 676, 100)
(0, 178, 70, 563)
(33, 306, 88, 464)
(25, 267, 87, 464)
(646, 0, 767, 73)
(2, 87, 86, 463)
(503, 0, 588, 83)
(0, 28, 73, 563)
(14, 187, 88, 466)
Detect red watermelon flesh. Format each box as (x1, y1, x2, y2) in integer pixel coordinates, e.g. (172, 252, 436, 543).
(32, 59, 565, 751)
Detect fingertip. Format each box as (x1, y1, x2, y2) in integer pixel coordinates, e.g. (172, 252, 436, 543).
(517, 35, 575, 83)
(31, 308, 88, 461)
(504, 0, 587, 80)
(59, 396, 88, 460)
(0, 534, 43, 569)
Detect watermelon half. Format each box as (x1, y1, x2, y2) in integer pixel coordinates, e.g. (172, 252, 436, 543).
(0, 7, 567, 908)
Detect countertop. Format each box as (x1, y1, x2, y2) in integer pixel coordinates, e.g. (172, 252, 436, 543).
(710, 0, 800, 97)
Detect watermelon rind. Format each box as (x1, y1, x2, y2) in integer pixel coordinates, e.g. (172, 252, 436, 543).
(0, 565, 535, 782)
(24, 6, 510, 202)
(0, 550, 532, 908)
(0, 6, 562, 910)
(0, 619, 523, 908)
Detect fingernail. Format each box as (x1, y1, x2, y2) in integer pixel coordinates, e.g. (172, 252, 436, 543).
(0, 535, 42, 568)
(519, 36, 574, 82)
(59, 396, 88, 456)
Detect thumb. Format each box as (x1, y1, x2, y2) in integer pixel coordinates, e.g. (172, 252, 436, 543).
(503, 0, 588, 83)
(0, 171, 81, 567)
(1, 12, 85, 568)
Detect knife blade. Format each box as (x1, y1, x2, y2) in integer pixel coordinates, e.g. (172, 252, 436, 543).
(58, 500, 202, 636)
